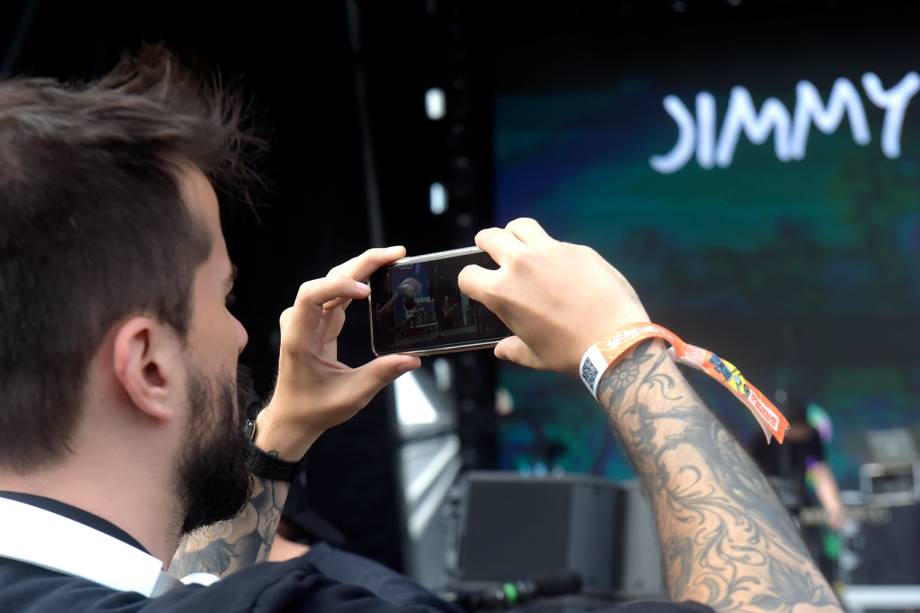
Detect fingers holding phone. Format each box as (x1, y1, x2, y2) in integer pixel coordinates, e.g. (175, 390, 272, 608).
(260, 248, 421, 460)
(459, 218, 649, 376)
(365, 217, 646, 377)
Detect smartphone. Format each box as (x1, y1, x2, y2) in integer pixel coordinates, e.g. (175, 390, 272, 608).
(368, 246, 511, 356)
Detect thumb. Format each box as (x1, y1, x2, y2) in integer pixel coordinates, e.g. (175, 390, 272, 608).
(457, 264, 498, 308)
(494, 336, 543, 370)
(349, 354, 422, 406)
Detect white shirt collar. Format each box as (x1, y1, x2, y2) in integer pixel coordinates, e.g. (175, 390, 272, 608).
(0, 496, 214, 596)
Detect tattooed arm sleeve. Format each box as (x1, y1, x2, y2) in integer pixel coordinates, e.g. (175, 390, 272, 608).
(598, 340, 842, 612)
(168, 476, 290, 579)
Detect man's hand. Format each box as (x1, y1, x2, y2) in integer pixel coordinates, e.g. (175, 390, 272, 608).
(256, 246, 421, 460)
(458, 218, 648, 376)
(461, 218, 841, 610)
(171, 248, 421, 580)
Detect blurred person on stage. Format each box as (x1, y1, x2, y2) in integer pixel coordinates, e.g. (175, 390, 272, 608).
(749, 397, 846, 579)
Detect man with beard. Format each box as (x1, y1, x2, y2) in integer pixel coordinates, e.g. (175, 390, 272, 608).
(0, 47, 448, 611)
(0, 47, 840, 613)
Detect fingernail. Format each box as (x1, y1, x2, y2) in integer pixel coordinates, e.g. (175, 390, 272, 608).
(398, 360, 419, 373)
(355, 281, 370, 292)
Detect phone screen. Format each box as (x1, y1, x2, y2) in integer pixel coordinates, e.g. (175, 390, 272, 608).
(369, 249, 511, 355)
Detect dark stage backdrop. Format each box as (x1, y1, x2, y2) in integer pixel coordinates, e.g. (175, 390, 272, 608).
(490, 1, 920, 488)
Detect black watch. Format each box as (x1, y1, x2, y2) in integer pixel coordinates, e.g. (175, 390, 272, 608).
(244, 416, 304, 482)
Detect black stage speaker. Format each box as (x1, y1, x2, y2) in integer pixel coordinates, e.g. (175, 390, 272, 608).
(456, 472, 625, 593)
(848, 501, 920, 585)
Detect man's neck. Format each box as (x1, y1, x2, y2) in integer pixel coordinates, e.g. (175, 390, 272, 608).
(0, 458, 181, 566)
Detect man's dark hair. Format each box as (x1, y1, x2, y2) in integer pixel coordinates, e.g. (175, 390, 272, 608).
(0, 44, 264, 472)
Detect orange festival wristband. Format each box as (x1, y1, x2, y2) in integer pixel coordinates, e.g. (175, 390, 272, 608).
(579, 322, 789, 444)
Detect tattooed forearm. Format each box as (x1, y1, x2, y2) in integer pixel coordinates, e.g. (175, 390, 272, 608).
(169, 475, 290, 579)
(598, 341, 841, 612)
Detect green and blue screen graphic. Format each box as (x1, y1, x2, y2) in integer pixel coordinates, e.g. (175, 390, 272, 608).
(493, 22, 920, 487)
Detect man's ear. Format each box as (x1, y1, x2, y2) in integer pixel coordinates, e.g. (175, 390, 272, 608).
(111, 316, 184, 422)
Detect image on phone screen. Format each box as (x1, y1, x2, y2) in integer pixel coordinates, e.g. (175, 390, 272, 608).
(369, 248, 510, 356)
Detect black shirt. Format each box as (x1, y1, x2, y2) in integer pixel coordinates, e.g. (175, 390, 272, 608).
(0, 492, 713, 612)
(750, 426, 825, 510)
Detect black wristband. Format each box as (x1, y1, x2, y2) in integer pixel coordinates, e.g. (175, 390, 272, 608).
(246, 444, 304, 482)
(244, 417, 304, 482)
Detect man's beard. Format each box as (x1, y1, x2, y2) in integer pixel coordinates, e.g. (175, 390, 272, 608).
(175, 364, 252, 534)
